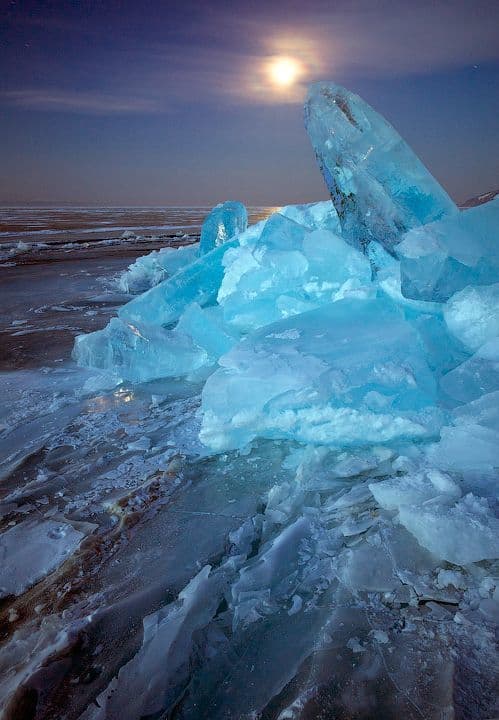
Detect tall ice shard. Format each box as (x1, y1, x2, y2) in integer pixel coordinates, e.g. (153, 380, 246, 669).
(304, 82, 457, 253)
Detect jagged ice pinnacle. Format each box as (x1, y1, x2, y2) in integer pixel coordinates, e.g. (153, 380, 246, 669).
(304, 82, 457, 253)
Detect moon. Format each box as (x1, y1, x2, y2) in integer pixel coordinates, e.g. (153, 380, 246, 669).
(267, 56, 303, 88)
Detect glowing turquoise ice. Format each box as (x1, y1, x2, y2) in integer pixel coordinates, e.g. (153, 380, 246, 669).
(199, 201, 248, 255)
(200, 298, 441, 451)
(74, 82, 499, 469)
(119, 239, 238, 327)
(397, 197, 499, 302)
(219, 210, 373, 332)
(305, 82, 457, 253)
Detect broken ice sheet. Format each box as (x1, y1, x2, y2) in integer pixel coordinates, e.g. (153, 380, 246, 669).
(369, 468, 461, 511)
(397, 197, 499, 302)
(200, 297, 441, 451)
(370, 466, 499, 566)
(0, 519, 85, 598)
(81, 566, 222, 720)
(398, 494, 499, 566)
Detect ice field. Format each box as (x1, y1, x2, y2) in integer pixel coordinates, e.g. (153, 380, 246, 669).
(1, 82, 497, 719)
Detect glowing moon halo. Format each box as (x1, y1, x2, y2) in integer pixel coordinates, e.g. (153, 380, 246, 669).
(268, 56, 303, 88)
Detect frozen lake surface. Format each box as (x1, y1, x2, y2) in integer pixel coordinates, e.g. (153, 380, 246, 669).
(0, 208, 496, 720)
(0, 136, 497, 720)
(0, 206, 277, 263)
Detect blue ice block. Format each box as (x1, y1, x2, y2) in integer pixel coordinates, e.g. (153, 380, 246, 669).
(199, 201, 248, 255)
(305, 82, 457, 253)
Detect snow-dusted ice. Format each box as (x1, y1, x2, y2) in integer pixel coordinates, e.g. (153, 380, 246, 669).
(117, 242, 199, 294)
(200, 297, 441, 451)
(4, 81, 497, 719)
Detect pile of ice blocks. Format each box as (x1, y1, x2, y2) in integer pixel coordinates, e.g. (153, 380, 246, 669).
(74, 82, 499, 573)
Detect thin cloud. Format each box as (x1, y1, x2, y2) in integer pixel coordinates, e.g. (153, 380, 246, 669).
(2, 0, 498, 115)
(3, 89, 160, 114)
(239, 1, 499, 79)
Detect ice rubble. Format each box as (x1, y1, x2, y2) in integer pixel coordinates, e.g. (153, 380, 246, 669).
(116, 201, 247, 294)
(117, 243, 199, 294)
(73, 78, 498, 615)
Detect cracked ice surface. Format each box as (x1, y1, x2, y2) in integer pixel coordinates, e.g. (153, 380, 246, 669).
(3, 82, 498, 719)
(0, 519, 85, 598)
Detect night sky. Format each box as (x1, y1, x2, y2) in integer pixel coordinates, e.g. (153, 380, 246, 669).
(1, 0, 498, 206)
